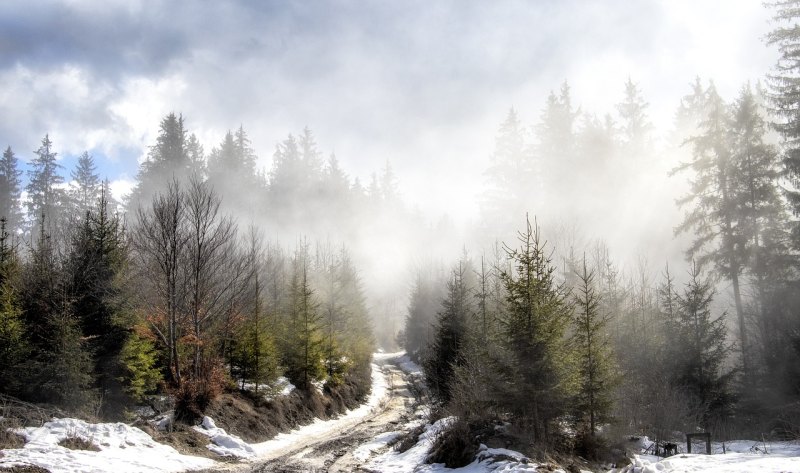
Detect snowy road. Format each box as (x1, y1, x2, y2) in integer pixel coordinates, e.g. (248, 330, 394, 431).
(204, 353, 425, 473)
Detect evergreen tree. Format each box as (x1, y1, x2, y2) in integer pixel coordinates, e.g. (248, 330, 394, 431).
(70, 151, 101, 217)
(26, 135, 65, 233)
(481, 108, 532, 237)
(186, 133, 206, 179)
(208, 127, 261, 215)
(536, 82, 578, 208)
(673, 263, 734, 427)
(118, 329, 161, 403)
(128, 113, 192, 211)
(616, 78, 653, 156)
(66, 186, 130, 416)
(673, 83, 751, 378)
(38, 306, 96, 411)
(0, 146, 23, 233)
(231, 229, 278, 392)
(0, 219, 25, 396)
(403, 269, 444, 363)
(572, 256, 616, 437)
(283, 255, 324, 390)
(730, 85, 792, 314)
(495, 216, 574, 443)
(767, 0, 800, 245)
(424, 264, 472, 403)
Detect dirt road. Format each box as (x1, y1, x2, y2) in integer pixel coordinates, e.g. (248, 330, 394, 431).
(207, 355, 424, 473)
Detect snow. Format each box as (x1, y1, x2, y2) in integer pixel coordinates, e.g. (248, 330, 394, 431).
(378, 351, 423, 376)
(185, 360, 391, 459)
(362, 417, 572, 473)
(247, 361, 388, 456)
(0, 354, 398, 472)
(0, 417, 216, 473)
(193, 415, 256, 458)
(353, 430, 403, 461)
(608, 439, 800, 473)
(241, 376, 296, 399)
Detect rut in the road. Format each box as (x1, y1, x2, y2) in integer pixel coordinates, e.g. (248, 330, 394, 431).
(249, 363, 424, 473)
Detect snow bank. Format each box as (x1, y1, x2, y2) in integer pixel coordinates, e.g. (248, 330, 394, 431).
(0, 417, 216, 473)
(363, 417, 568, 473)
(353, 430, 402, 461)
(241, 376, 296, 399)
(248, 361, 388, 456)
(186, 361, 391, 460)
(365, 416, 456, 472)
(193, 416, 256, 458)
(609, 440, 800, 473)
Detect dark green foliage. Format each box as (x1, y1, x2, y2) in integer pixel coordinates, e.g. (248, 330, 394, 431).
(66, 187, 131, 416)
(37, 310, 96, 411)
(572, 256, 616, 436)
(673, 263, 734, 428)
(403, 269, 445, 363)
(424, 264, 472, 403)
(0, 265, 26, 396)
(231, 316, 279, 391)
(282, 256, 325, 390)
(0, 147, 24, 233)
(495, 216, 574, 443)
(673, 82, 751, 378)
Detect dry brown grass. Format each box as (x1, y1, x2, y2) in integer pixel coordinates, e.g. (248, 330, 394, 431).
(57, 435, 100, 452)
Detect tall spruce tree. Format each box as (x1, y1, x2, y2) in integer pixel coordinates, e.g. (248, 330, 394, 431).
(674, 263, 734, 428)
(572, 255, 616, 437)
(616, 78, 653, 157)
(424, 264, 472, 403)
(767, 0, 800, 246)
(496, 216, 574, 443)
(673, 83, 751, 379)
(481, 109, 532, 237)
(0, 219, 25, 396)
(283, 255, 324, 390)
(0, 146, 23, 233)
(66, 185, 130, 416)
(70, 151, 101, 217)
(26, 135, 65, 234)
(128, 113, 193, 211)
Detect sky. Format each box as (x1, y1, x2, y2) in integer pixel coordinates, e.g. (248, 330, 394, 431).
(0, 0, 778, 225)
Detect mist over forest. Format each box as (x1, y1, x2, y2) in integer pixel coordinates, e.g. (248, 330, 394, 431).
(2, 1, 800, 471)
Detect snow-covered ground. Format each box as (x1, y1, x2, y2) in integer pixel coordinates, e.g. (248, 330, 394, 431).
(363, 416, 587, 473)
(0, 360, 390, 472)
(610, 439, 800, 473)
(193, 360, 389, 458)
(0, 417, 216, 473)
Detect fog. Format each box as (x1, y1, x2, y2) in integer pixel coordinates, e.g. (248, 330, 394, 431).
(0, 0, 780, 345)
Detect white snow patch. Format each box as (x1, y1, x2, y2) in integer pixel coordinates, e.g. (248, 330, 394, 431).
(609, 440, 800, 473)
(0, 417, 216, 473)
(353, 430, 402, 461)
(365, 417, 455, 472)
(193, 416, 256, 458)
(247, 361, 388, 456)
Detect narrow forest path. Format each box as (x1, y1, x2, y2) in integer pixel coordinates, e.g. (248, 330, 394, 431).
(202, 354, 424, 473)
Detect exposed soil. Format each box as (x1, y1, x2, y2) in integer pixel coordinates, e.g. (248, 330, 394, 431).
(138, 421, 224, 460)
(202, 368, 371, 444)
(0, 466, 51, 473)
